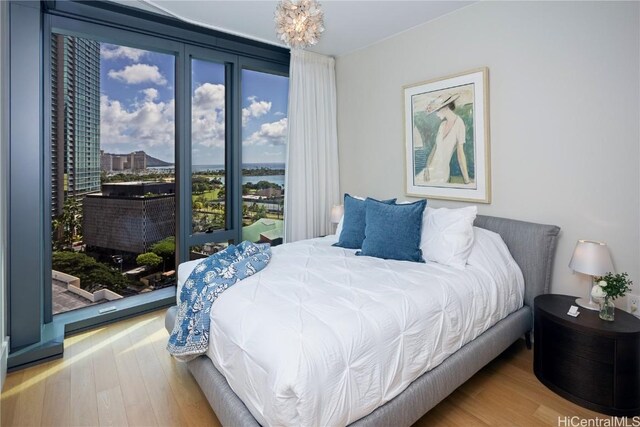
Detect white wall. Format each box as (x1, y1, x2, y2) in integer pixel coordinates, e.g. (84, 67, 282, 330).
(0, 0, 9, 390)
(336, 1, 640, 303)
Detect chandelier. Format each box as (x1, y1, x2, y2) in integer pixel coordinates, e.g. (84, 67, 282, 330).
(274, 0, 325, 49)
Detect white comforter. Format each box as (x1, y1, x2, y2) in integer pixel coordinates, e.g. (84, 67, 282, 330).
(177, 235, 524, 426)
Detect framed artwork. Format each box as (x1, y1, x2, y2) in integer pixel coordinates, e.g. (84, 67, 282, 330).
(403, 67, 491, 203)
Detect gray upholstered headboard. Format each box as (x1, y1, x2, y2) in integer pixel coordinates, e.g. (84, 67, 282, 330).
(474, 215, 561, 309)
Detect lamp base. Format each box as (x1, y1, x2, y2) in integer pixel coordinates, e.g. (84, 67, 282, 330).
(576, 297, 600, 311)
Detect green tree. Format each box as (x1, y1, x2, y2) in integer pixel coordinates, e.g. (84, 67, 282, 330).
(53, 198, 83, 248)
(52, 251, 128, 292)
(136, 252, 163, 269)
(150, 236, 175, 270)
(255, 204, 267, 220)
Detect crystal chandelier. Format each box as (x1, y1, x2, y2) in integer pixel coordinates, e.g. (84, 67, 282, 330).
(274, 0, 325, 49)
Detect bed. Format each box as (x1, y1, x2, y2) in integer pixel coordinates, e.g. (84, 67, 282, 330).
(165, 214, 560, 426)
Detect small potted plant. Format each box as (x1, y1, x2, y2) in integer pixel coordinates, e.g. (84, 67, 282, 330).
(591, 272, 633, 321)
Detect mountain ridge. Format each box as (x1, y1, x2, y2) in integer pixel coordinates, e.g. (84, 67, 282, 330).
(145, 153, 173, 167)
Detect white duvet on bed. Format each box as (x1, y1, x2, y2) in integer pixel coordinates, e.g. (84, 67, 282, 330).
(176, 234, 524, 426)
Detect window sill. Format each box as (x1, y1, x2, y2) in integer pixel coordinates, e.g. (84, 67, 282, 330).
(8, 287, 176, 371)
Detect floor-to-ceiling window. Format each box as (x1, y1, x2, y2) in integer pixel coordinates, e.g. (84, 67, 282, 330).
(190, 58, 226, 236)
(31, 4, 290, 331)
(5, 1, 289, 364)
(188, 56, 232, 259)
(241, 69, 289, 246)
(50, 35, 177, 314)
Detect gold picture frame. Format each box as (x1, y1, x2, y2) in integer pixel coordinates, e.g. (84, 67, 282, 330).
(403, 67, 491, 203)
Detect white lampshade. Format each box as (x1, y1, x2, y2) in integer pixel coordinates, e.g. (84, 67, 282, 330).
(330, 205, 344, 224)
(569, 240, 614, 277)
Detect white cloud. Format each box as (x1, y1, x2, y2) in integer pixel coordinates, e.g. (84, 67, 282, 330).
(100, 82, 229, 164)
(242, 96, 272, 127)
(274, 111, 286, 117)
(193, 83, 225, 113)
(141, 88, 159, 101)
(244, 118, 287, 146)
(192, 83, 226, 148)
(108, 64, 167, 86)
(100, 44, 148, 62)
(100, 94, 175, 150)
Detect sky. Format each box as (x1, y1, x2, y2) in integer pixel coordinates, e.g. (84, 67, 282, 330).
(99, 43, 289, 166)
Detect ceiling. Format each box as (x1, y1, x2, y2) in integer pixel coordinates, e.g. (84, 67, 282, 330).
(112, 1, 475, 57)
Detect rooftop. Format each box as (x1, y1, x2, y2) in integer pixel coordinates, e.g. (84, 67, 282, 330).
(105, 181, 166, 186)
(242, 218, 283, 243)
(52, 278, 94, 314)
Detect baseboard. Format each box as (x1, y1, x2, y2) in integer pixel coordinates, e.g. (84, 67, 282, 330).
(1, 336, 9, 391)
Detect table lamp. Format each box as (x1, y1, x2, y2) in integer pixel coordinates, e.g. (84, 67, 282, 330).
(330, 205, 344, 232)
(330, 205, 344, 224)
(569, 240, 614, 310)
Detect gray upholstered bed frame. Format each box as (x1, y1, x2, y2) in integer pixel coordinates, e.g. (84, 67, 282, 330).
(165, 214, 561, 426)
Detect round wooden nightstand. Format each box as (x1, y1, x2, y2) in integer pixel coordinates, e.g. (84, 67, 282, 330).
(533, 294, 640, 416)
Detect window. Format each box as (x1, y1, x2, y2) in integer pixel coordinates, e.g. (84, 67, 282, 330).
(241, 69, 289, 246)
(46, 30, 289, 321)
(50, 34, 176, 314)
(191, 59, 226, 234)
(0, 2, 289, 361)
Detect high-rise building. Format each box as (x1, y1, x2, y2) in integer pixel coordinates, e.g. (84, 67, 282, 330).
(129, 151, 147, 171)
(51, 34, 101, 217)
(100, 150, 149, 173)
(100, 150, 112, 172)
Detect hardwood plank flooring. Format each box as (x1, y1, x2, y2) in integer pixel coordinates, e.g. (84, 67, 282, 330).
(1, 310, 606, 426)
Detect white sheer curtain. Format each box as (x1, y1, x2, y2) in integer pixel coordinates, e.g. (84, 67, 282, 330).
(284, 49, 340, 242)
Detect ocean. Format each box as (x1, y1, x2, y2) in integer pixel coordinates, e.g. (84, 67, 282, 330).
(194, 163, 286, 171)
(148, 163, 285, 187)
(149, 163, 285, 172)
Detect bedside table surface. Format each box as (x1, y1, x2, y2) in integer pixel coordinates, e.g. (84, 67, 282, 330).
(535, 294, 640, 336)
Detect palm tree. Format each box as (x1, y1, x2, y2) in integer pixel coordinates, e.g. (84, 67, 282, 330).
(53, 198, 83, 248)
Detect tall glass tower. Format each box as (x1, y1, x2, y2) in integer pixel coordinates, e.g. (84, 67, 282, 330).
(51, 34, 101, 216)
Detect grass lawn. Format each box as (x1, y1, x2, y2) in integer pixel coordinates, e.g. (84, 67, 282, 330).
(192, 188, 221, 202)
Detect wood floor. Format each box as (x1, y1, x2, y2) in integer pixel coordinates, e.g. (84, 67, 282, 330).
(1, 309, 603, 427)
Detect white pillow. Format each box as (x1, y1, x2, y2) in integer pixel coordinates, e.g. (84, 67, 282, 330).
(421, 206, 478, 269)
(467, 227, 525, 294)
(467, 226, 512, 269)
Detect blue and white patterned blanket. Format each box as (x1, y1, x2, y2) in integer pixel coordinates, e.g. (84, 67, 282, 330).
(167, 241, 271, 361)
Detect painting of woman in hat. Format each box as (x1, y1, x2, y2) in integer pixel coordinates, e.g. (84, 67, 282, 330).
(421, 93, 470, 184)
(404, 68, 490, 203)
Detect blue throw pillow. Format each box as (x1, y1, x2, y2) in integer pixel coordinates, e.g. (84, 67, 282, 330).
(357, 199, 426, 262)
(333, 194, 396, 249)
